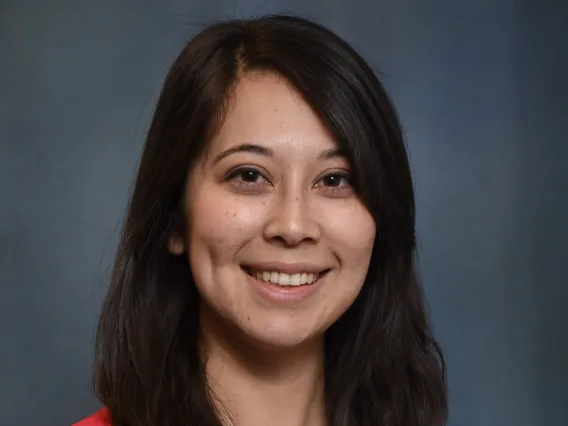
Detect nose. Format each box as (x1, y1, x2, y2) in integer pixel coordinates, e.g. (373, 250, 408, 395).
(263, 193, 320, 246)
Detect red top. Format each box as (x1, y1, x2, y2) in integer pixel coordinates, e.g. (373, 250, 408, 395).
(73, 408, 111, 426)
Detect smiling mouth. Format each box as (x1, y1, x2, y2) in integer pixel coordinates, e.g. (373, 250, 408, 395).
(241, 266, 329, 287)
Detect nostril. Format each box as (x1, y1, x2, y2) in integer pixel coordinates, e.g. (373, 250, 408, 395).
(266, 235, 297, 247)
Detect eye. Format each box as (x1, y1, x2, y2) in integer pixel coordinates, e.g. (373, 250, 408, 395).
(225, 167, 271, 190)
(314, 172, 353, 196)
(237, 169, 261, 183)
(321, 174, 348, 187)
(316, 172, 351, 188)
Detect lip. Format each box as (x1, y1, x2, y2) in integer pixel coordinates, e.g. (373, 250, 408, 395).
(241, 261, 328, 275)
(242, 266, 328, 303)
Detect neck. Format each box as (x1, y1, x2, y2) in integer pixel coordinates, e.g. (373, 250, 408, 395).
(200, 308, 327, 426)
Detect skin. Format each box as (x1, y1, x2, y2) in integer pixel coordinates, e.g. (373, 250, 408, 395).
(169, 72, 376, 426)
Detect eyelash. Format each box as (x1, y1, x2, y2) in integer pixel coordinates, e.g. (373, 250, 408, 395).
(225, 168, 270, 190)
(224, 167, 353, 194)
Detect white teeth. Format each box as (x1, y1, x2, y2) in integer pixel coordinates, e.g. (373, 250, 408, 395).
(279, 273, 290, 285)
(249, 270, 320, 286)
(290, 274, 301, 286)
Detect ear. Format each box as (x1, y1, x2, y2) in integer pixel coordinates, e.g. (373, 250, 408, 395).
(167, 233, 185, 255)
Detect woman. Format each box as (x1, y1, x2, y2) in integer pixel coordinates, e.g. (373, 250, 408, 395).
(74, 14, 447, 426)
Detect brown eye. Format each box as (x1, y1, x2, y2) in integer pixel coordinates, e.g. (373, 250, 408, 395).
(314, 172, 353, 197)
(239, 169, 261, 183)
(318, 173, 350, 188)
(322, 174, 344, 187)
(225, 167, 270, 191)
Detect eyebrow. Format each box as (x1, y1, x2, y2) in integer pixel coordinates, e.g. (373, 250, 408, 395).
(213, 144, 274, 165)
(212, 143, 345, 164)
(317, 148, 344, 160)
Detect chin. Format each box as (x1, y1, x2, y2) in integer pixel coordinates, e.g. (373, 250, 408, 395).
(234, 315, 325, 352)
(200, 301, 321, 350)
(248, 328, 318, 350)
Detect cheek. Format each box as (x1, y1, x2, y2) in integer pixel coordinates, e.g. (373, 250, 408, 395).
(185, 189, 264, 310)
(186, 188, 267, 260)
(325, 200, 376, 262)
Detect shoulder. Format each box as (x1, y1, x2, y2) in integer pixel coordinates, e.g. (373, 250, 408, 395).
(72, 408, 111, 426)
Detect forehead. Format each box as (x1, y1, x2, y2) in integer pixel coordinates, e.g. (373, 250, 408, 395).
(208, 73, 337, 157)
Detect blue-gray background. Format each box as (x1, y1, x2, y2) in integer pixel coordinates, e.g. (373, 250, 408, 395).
(1, 1, 566, 425)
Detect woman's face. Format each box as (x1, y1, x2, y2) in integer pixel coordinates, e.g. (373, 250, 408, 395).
(172, 73, 376, 349)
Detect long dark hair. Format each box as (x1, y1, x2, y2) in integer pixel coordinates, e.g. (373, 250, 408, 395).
(94, 14, 447, 426)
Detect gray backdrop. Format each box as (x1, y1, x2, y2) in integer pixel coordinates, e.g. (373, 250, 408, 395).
(1, 1, 566, 425)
